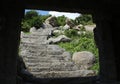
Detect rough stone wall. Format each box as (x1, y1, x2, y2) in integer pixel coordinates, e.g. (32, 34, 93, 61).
(0, 1, 24, 84)
(0, 0, 120, 84)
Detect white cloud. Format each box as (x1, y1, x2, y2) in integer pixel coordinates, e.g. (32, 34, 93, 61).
(49, 11, 80, 20)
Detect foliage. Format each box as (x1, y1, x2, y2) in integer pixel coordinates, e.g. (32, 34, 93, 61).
(22, 10, 51, 32)
(24, 10, 39, 20)
(21, 21, 31, 32)
(21, 16, 43, 31)
(21, 10, 99, 72)
(64, 29, 78, 38)
(30, 16, 42, 29)
(57, 15, 67, 26)
(74, 14, 94, 25)
(58, 29, 99, 71)
(40, 14, 51, 23)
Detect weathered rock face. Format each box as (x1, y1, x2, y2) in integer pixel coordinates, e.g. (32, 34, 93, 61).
(29, 27, 37, 33)
(84, 24, 96, 32)
(63, 24, 70, 30)
(52, 29, 64, 35)
(72, 51, 96, 70)
(42, 22, 53, 28)
(17, 55, 35, 84)
(47, 35, 71, 44)
(73, 24, 84, 31)
(65, 18, 75, 28)
(45, 16, 58, 27)
(19, 28, 96, 78)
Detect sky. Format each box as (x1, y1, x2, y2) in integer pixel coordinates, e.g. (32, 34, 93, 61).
(25, 9, 81, 20)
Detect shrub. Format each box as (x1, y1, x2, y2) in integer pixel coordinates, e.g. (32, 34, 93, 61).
(21, 16, 43, 32)
(24, 10, 39, 20)
(30, 16, 42, 29)
(58, 30, 99, 71)
(40, 15, 51, 23)
(21, 21, 31, 32)
(74, 14, 94, 25)
(22, 10, 50, 32)
(57, 15, 67, 26)
(64, 29, 78, 38)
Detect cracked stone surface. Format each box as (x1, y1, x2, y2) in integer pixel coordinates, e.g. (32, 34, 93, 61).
(19, 28, 96, 78)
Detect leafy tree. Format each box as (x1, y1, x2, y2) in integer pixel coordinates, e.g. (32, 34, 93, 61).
(30, 16, 42, 29)
(21, 10, 44, 32)
(74, 14, 93, 25)
(57, 15, 67, 26)
(40, 15, 51, 23)
(24, 10, 39, 20)
(21, 21, 31, 32)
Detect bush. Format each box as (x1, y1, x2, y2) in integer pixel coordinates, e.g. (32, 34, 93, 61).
(30, 16, 42, 29)
(24, 10, 39, 20)
(57, 15, 67, 26)
(40, 15, 51, 23)
(21, 16, 42, 32)
(74, 14, 94, 25)
(64, 29, 78, 38)
(58, 30, 99, 71)
(21, 21, 31, 32)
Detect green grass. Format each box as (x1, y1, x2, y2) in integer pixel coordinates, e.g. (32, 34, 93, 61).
(58, 29, 99, 72)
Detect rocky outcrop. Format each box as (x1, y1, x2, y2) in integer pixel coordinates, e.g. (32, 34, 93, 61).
(20, 28, 96, 78)
(47, 35, 71, 44)
(29, 27, 37, 33)
(42, 23, 53, 28)
(45, 16, 58, 27)
(73, 24, 84, 31)
(72, 51, 96, 70)
(65, 18, 75, 28)
(63, 24, 70, 30)
(84, 24, 96, 32)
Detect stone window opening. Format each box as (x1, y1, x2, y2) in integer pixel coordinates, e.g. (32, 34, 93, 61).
(1, 1, 119, 84)
(17, 9, 100, 84)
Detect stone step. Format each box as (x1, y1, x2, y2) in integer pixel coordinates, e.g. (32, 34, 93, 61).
(21, 36, 48, 44)
(20, 50, 67, 57)
(28, 67, 51, 72)
(47, 50, 64, 55)
(28, 65, 78, 72)
(20, 42, 47, 46)
(20, 50, 46, 55)
(20, 51, 64, 57)
(25, 61, 75, 67)
(47, 45, 65, 51)
(29, 67, 75, 72)
(20, 50, 47, 57)
(22, 34, 42, 38)
(20, 43, 47, 50)
(31, 29, 53, 36)
(24, 59, 68, 63)
(25, 54, 70, 59)
(30, 70, 96, 78)
(23, 56, 65, 61)
(22, 54, 61, 58)
(25, 62, 50, 67)
(26, 62, 78, 70)
(51, 64, 78, 71)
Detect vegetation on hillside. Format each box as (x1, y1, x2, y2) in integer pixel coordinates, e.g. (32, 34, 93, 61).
(21, 10, 51, 32)
(56, 15, 67, 26)
(21, 10, 94, 32)
(57, 29, 99, 72)
(21, 10, 99, 72)
(74, 14, 94, 25)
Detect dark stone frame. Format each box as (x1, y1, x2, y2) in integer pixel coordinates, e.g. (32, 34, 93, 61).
(0, 0, 120, 84)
